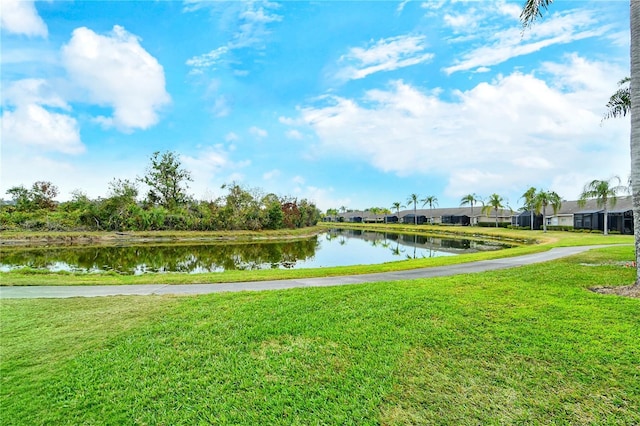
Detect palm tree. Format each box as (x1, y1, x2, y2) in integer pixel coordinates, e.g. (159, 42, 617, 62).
(578, 177, 626, 236)
(521, 0, 640, 286)
(381, 207, 391, 223)
(520, 187, 538, 230)
(422, 195, 438, 225)
(326, 208, 338, 222)
(460, 193, 482, 226)
(603, 77, 631, 121)
(482, 193, 508, 228)
(370, 207, 386, 223)
(407, 193, 419, 225)
(534, 190, 562, 233)
(391, 201, 403, 221)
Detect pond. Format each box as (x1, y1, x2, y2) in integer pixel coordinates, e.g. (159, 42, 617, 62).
(0, 229, 514, 275)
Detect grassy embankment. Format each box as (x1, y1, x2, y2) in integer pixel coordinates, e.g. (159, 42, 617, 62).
(1, 244, 638, 424)
(0, 223, 633, 286)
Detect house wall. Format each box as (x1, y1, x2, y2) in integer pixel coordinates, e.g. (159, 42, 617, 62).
(554, 215, 573, 227)
(478, 214, 511, 224)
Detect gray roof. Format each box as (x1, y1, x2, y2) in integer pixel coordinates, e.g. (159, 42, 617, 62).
(334, 196, 632, 221)
(557, 196, 631, 215)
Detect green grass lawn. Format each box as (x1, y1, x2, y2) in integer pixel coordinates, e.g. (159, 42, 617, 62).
(1, 245, 638, 424)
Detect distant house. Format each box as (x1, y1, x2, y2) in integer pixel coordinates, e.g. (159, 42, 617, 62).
(334, 196, 632, 234)
(441, 214, 470, 226)
(574, 209, 633, 234)
(403, 214, 427, 225)
(573, 210, 603, 232)
(608, 207, 634, 234)
(571, 196, 632, 234)
(512, 211, 543, 230)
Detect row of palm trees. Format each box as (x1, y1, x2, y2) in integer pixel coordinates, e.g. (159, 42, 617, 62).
(520, 188, 562, 233)
(520, 177, 628, 235)
(398, 193, 506, 227)
(328, 175, 628, 233)
(398, 176, 627, 233)
(403, 194, 440, 225)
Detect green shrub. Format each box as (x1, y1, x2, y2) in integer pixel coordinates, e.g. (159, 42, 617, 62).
(478, 221, 509, 228)
(546, 225, 574, 232)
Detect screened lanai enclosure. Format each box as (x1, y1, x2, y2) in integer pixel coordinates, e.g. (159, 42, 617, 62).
(441, 215, 471, 226)
(573, 209, 633, 234)
(402, 214, 428, 225)
(511, 211, 543, 230)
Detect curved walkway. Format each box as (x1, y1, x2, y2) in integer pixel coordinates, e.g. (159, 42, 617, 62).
(0, 246, 611, 299)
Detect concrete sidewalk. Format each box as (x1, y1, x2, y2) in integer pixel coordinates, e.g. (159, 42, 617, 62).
(0, 246, 606, 299)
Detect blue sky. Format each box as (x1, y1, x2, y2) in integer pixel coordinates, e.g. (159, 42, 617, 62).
(0, 0, 631, 212)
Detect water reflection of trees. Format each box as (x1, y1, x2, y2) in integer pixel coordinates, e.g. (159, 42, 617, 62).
(2, 230, 511, 274)
(0, 238, 320, 274)
(329, 228, 510, 259)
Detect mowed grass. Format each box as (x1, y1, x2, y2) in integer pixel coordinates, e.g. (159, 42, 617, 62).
(2, 245, 638, 425)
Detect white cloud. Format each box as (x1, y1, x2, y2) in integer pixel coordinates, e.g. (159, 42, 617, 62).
(444, 9, 606, 74)
(285, 129, 303, 140)
(299, 55, 629, 204)
(184, 2, 283, 117)
(231, 1, 282, 49)
(227, 172, 245, 183)
(186, 46, 229, 70)
(278, 116, 302, 126)
(1, 154, 76, 201)
(396, 0, 410, 14)
(249, 126, 268, 139)
(2, 79, 69, 110)
(61, 25, 170, 132)
(496, 2, 521, 20)
(185, 1, 282, 73)
(210, 95, 230, 118)
(443, 11, 479, 32)
(225, 132, 240, 142)
(0, 47, 57, 65)
(262, 169, 281, 180)
(1, 79, 84, 155)
(512, 156, 552, 170)
(181, 145, 230, 175)
(292, 184, 351, 212)
(0, 0, 47, 37)
(337, 35, 434, 81)
(420, 1, 445, 12)
(180, 145, 251, 198)
(1, 104, 83, 154)
(0, 152, 155, 202)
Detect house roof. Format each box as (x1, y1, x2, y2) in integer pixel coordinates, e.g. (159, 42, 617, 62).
(556, 196, 631, 215)
(334, 196, 632, 221)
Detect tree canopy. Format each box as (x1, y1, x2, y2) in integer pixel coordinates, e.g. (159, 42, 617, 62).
(139, 151, 193, 209)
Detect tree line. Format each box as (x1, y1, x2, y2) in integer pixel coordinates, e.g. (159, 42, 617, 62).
(1, 151, 320, 232)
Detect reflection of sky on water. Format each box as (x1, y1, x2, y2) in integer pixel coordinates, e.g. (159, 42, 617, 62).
(1, 230, 508, 274)
(294, 235, 456, 269)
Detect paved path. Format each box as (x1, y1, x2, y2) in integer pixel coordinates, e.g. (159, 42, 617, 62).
(0, 246, 609, 299)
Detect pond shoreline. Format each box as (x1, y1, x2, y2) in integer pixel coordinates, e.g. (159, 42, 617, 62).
(0, 228, 326, 248)
(0, 224, 539, 248)
(1, 228, 513, 276)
